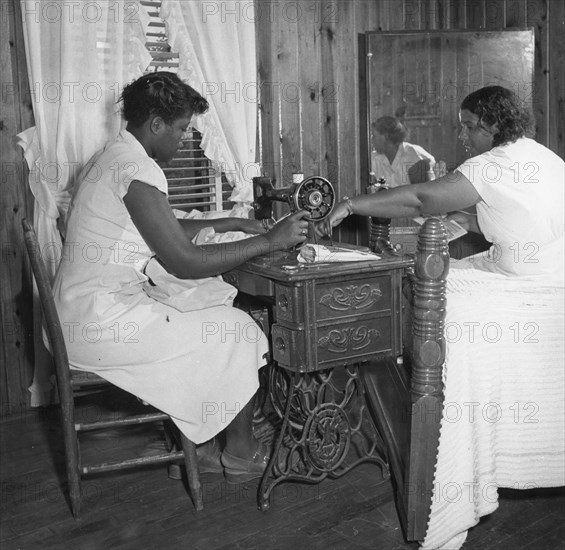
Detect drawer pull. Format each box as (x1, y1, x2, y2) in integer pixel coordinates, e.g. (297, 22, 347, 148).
(275, 337, 286, 353)
(278, 294, 288, 311)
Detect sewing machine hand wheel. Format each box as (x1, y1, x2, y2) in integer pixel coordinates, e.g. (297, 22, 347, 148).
(292, 176, 335, 221)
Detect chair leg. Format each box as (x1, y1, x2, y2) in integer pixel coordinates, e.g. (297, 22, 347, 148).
(60, 408, 82, 518)
(67, 465, 82, 519)
(180, 434, 203, 511)
(62, 436, 82, 518)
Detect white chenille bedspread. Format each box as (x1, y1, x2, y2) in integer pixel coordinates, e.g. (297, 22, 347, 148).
(420, 266, 565, 550)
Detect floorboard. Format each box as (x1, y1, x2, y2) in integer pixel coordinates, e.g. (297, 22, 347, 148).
(1, 395, 564, 550)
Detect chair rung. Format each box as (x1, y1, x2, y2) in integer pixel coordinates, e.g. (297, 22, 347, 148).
(81, 451, 185, 475)
(76, 412, 169, 432)
(70, 371, 109, 388)
(71, 379, 109, 389)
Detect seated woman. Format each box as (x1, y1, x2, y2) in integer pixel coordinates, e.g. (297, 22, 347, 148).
(52, 71, 311, 483)
(370, 116, 437, 187)
(320, 86, 564, 549)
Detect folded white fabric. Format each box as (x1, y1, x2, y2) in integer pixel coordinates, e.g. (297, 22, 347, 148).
(193, 227, 254, 245)
(173, 204, 252, 220)
(174, 206, 256, 246)
(142, 257, 237, 312)
(298, 244, 380, 263)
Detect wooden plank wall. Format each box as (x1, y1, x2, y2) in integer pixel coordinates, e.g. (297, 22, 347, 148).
(1, 0, 564, 415)
(1, 0, 35, 417)
(255, 0, 564, 245)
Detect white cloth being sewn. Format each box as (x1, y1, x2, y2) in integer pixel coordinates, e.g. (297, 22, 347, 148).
(298, 244, 380, 263)
(142, 257, 237, 313)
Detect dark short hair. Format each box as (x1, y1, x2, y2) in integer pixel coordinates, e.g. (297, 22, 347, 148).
(372, 116, 407, 145)
(461, 85, 535, 147)
(121, 71, 209, 127)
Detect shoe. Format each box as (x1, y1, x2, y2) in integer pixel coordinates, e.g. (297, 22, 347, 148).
(196, 437, 223, 474)
(168, 437, 223, 479)
(221, 440, 271, 484)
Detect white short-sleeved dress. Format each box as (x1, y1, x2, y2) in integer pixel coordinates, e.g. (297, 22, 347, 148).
(455, 137, 564, 281)
(52, 130, 269, 444)
(371, 142, 436, 187)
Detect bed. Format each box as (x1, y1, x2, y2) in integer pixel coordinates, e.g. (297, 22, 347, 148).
(362, 217, 565, 549)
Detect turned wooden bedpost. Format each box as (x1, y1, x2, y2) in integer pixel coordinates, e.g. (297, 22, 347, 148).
(367, 182, 398, 255)
(405, 217, 449, 538)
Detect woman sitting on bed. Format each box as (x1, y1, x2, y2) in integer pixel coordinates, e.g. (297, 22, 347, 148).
(52, 71, 311, 483)
(318, 85, 564, 550)
(320, 85, 564, 282)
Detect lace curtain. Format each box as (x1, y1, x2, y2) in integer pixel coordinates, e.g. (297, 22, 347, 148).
(161, 0, 259, 202)
(17, 0, 152, 406)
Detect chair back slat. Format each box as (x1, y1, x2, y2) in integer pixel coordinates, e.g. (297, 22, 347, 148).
(21, 219, 74, 406)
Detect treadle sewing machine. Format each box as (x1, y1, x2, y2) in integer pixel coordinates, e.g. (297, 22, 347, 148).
(224, 176, 417, 511)
(226, 176, 450, 541)
(251, 174, 336, 222)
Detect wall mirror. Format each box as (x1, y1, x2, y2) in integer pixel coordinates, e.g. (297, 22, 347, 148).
(365, 29, 534, 176)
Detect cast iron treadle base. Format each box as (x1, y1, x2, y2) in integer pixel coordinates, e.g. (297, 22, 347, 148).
(258, 363, 390, 511)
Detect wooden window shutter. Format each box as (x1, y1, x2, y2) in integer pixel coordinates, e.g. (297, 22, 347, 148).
(140, 0, 232, 212)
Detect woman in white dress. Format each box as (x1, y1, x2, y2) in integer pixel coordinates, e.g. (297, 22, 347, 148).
(52, 71, 311, 483)
(370, 116, 437, 187)
(319, 86, 564, 549)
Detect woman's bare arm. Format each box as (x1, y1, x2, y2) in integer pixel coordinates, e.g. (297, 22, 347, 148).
(124, 181, 309, 278)
(353, 172, 480, 217)
(318, 171, 481, 235)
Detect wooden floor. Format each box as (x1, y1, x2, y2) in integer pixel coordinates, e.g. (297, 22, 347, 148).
(1, 390, 564, 550)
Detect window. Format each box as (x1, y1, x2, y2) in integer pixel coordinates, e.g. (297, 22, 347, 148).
(141, 0, 232, 212)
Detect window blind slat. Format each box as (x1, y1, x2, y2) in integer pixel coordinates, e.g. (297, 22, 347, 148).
(143, 0, 227, 212)
(162, 160, 211, 167)
(168, 183, 218, 192)
(150, 52, 179, 61)
(162, 165, 214, 173)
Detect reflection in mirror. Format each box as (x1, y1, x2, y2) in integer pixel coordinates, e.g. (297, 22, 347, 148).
(364, 29, 534, 255)
(370, 115, 437, 187)
(366, 29, 534, 177)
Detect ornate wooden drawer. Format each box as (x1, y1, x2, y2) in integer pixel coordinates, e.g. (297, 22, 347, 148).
(271, 316, 392, 372)
(274, 276, 391, 325)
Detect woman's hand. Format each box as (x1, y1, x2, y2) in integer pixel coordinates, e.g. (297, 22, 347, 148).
(239, 218, 275, 234)
(315, 200, 350, 238)
(265, 210, 311, 249)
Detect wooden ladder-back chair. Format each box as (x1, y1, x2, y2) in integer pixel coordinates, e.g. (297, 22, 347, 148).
(21, 218, 204, 517)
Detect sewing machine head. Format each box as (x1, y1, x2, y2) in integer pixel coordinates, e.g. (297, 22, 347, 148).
(252, 176, 335, 221)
